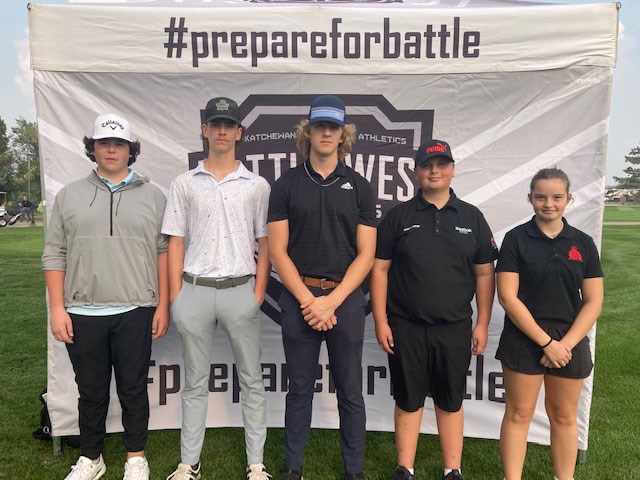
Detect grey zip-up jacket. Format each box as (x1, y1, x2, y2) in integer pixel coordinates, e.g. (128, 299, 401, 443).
(42, 171, 168, 307)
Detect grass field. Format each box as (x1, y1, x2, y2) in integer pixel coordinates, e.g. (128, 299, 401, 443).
(0, 224, 638, 479)
(603, 204, 640, 222)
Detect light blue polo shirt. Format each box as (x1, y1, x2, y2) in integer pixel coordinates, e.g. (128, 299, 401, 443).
(67, 169, 139, 317)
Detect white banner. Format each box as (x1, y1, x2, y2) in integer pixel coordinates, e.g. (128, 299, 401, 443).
(29, 2, 618, 74)
(32, 1, 618, 452)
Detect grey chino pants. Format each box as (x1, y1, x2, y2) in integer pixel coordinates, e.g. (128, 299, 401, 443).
(171, 278, 267, 465)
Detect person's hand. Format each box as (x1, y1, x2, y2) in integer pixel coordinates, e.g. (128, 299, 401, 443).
(540, 339, 572, 368)
(152, 306, 170, 339)
(472, 324, 488, 355)
(300, 296, 337, 331)
(375, 320, 395, 355)
(50, 307, 74, 344)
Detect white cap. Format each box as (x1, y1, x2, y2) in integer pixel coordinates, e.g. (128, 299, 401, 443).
(91, 114, 132, 142)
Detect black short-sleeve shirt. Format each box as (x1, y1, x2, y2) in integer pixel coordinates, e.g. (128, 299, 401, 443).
(376, 189, 498, 324)
(496, 217, 603, 325)
(268, 160, 376, 281)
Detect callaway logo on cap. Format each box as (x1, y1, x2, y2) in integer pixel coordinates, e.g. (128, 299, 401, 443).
(91, 114, 132, 142)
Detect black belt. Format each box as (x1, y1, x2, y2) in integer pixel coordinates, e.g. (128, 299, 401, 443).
(183, 272, 252, 289)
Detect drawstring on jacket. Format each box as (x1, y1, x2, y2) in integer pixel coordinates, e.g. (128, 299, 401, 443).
(115, 190, 123, 216)
(89, 185, 98, 207)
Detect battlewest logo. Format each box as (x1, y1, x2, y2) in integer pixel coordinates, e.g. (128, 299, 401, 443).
(189, 94, 434, 322)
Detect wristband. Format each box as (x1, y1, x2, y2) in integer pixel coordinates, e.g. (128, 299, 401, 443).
(541, 337, 553, 348)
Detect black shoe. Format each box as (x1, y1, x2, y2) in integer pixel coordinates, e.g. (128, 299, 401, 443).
(279, 470, 303, 480)
(393, 466, 415, 480)
(442, 470, 463, 480)
(344, 473, 365, 480)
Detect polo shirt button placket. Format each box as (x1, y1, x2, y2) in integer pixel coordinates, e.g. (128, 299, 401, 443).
(434, 212, 440, 235)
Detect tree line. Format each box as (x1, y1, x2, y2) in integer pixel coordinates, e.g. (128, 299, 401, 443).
(613, 146, 640, 189)
(0, 116, 40, 209)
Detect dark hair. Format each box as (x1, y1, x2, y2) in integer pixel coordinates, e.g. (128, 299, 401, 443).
(83, 136, 140, 166)
(530, 167, 570, 193)
(295, 119, 356, 161)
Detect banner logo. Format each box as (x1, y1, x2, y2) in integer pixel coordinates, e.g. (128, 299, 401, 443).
(189, 93, 434, 323)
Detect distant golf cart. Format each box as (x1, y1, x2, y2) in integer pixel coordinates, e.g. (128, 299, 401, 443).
(0, 192, 8, 227)
(0, 192, 24, 227)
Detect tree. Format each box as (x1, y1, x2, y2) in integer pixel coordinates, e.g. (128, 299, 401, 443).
(0, 117, 41, 207)
(9, 118, 41, 203)
(0, 117, 14, 193)
(613, 145, 640, 189)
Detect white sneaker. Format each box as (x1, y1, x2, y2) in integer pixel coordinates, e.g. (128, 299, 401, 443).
(65, 455, 106, 480)
(166, 462, 202, 480)
(123, 456, 149, 480)
(247, 463, 272, 480)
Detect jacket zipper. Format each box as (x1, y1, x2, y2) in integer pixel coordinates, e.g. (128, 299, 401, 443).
(110, 190, 114, 236)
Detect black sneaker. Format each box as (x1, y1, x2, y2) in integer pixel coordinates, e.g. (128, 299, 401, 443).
(393, 466, 415, 480)
(442, 470, 463, 480)
(344, 473, 366, 480)
(279, 470, 303, 480)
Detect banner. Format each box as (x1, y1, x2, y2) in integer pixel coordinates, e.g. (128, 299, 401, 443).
(29, 3, 618, 74)
(31, 0, 618, 451)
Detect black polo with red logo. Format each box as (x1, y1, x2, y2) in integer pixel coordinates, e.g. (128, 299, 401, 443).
(376, 189, 498, 324)
(496, 216, 604, 325)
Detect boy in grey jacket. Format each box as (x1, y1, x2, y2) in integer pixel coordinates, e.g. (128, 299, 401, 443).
(42, 114, 169, 480)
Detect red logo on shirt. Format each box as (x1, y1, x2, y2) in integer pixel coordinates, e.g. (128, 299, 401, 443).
(568, 245, 583, 262)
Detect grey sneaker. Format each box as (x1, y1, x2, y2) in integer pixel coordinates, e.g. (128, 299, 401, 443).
(166, 462, 201, 480)
(64, 455, 107, 480)
(247, 463, 272, 480)
(123, 456, 149, 480)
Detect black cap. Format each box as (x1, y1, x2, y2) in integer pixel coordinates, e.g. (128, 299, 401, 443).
(415, 139, 454, 165)
(203, 97, 241, 125)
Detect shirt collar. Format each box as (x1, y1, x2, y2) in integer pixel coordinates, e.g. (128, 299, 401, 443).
(525, 216, 577, 239)
(305, 160, 347, 181)
(97, 169, 134, 192)
(415, 188, 459, 211)
(193, 160, 252, 180)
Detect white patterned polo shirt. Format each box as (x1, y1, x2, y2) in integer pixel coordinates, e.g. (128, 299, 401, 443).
(162, 160, 270, 278)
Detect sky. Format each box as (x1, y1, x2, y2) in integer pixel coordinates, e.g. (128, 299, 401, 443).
(0, 0, 638, 185)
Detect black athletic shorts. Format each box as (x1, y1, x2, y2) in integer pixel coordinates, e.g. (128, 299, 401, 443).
(496, 318, 593, 379)
(388, 316, 472, 413)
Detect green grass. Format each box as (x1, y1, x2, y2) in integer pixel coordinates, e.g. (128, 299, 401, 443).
(603, 204, 640, 222)
(1, 225, 639, 479)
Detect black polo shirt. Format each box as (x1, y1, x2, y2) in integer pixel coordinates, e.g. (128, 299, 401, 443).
(376, 189, 498, 324)
(496, 217, 603, 325)
(267, 160, 375, 281)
